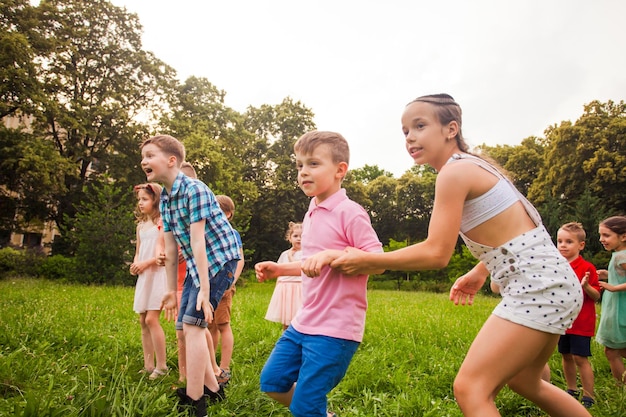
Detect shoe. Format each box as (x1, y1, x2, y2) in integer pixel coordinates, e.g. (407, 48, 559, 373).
(204, 384, 225, 403)
(581, 396, 595, 409)
(191, 396, 207, 417)
(566, 388, 580, 399)
(176, 388, 208, 417)
(216, 368, 231, 386)
(148, 367, 168, 380)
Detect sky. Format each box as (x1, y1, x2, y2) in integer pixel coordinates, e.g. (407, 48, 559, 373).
(110, 0, 625, 177)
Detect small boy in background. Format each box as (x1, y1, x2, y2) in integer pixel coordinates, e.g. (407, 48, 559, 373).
(209, 195, 245, 386)
(556, 222, 601, 409)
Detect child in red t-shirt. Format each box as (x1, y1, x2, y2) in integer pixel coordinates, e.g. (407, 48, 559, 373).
(556, 222, 601, 409)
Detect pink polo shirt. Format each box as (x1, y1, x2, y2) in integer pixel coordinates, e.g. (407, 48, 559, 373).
(291, 189, 383, 342)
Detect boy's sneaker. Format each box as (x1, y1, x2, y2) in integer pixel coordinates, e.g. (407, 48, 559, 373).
(581, 396, 595, 409)
(175, 388, 207, 417)
(216, 368, 231, 386)
(204, 384, 225, 403)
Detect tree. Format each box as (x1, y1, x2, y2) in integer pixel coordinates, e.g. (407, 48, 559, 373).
(67, 179, 135, 285)
(243, 98, 316, 264)
(20, 0, 176, 234)
(350, 164, 394, 185)
(528, 100, 626, 214)
(161, 76, 259, 243)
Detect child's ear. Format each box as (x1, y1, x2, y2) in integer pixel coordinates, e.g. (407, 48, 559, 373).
(337, 161, 348, 179)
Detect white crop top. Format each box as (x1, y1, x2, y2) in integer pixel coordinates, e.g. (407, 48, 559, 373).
(446, 154, 525, 233)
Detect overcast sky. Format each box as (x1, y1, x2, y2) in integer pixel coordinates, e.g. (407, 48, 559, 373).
(111, 0, 625, 177)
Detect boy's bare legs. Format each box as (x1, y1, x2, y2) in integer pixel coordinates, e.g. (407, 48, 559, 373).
(562, 353, 578, 392)
(214, 323, 234, 371)
(572, 355, 595, 399)
(206, 329, 221, 375)
(184, 324, 220, 399)
(454, 315, 590, 417)
(604, 347, 626, 384)
(176, 329, 186, 382)
(145, 310, 167, 371)
(266, 384, 294, 407)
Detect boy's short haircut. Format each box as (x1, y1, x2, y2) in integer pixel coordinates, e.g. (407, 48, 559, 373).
(141, 134, 185, 168)
(560, 222, 586, 242)
(180, 161, 197, 178)
(294, 131, 350, 165)
(216, 194, 235, 215)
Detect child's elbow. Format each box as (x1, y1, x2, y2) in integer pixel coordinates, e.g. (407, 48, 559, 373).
(430, 253, 450, 270)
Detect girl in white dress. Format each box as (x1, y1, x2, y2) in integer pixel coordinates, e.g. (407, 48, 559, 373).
(264, 222, 303, 330)
(130, 183, 168, 379)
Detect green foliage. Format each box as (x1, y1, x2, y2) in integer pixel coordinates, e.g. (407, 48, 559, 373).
(0, 247, 45, 278)
(67, 180, 135, 285)
(37, 254, 76, 281)
(0, 247, 22, 275)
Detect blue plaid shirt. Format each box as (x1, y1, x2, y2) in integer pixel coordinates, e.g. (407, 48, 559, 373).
(160, 172, 240, 288)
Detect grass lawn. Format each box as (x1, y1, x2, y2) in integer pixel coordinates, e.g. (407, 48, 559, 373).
(0, 278, 625, 416)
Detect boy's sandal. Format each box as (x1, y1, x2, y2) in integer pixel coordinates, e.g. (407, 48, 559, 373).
(216, 368, 231, 386)
(149, 368, 168, 380)
(138, 367, 154, 374)
(581, 396, 595, 409)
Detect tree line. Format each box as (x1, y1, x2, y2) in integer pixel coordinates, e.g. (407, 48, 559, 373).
(1, 0, 625, 286)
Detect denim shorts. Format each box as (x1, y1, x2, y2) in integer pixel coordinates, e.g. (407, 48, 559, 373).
(260, 326, 359, 417)
(176, 259, 237, 328)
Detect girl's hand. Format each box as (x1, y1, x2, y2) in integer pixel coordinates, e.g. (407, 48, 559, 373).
(255, 261, 279, 282)
(599, 281, 615, 292)
(597, 269, 608, 281)
(330, 247, 369, 275)
(450, 271, 488, 306)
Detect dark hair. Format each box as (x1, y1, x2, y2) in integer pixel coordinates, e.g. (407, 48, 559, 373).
(294, 131, 350, 165)
(600, 216, 626, 235)
(408, 93, 468, 153)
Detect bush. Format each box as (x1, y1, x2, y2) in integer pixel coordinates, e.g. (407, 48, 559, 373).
(0, 247, 21, 276)
(0, 247, 45, 278)
(38, 255, 76, 281)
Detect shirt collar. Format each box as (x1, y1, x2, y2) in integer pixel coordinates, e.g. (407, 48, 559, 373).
(308, 188, 347, 212)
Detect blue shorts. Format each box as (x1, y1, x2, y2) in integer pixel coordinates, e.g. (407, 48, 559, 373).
(558, 334, 592, 357)
(260, 326, 359, 417)
(177, 259, 237, 328)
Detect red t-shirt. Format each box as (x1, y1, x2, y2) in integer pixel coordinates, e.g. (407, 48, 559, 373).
(567, 255, 600, 336)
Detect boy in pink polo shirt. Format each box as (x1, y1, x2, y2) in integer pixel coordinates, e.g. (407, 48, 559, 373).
(255, 131, 383, 417)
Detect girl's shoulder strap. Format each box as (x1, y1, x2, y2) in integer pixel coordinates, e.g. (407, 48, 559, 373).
(449, 153, 543, 226)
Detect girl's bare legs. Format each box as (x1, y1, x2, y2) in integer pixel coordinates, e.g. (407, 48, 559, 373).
(145, 309, 167, 371)
(454, 315, 591, 417)
(604, 347, 626, 384)
(139, 312, 155, 371)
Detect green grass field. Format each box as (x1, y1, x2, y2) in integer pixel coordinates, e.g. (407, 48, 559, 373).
(0, 279, 624, 416)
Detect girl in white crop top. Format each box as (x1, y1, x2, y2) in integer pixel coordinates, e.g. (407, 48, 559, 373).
(327, 94, 589, 417)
